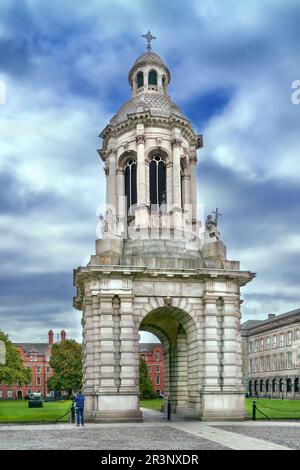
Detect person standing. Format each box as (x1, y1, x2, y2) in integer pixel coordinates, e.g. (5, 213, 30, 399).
(75, 391, 85, 426)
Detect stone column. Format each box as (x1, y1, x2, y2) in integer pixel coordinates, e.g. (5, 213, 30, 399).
(82, 296, 95, 418)
(221, 295, 244, 392)
(171, 137, 183, 233)
(118, 294, 143, 420)
(171, 137, 182, 210)
(107, 148, 117, 213)
(135, 130, 148, 228)
(189, 151, 197, 232)
(202, 293, 221, 392)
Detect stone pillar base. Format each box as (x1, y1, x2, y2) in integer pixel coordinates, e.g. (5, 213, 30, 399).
(85, 410, 143, 423)
(84, 392, 143, 423)
(201, 392, 247, 421)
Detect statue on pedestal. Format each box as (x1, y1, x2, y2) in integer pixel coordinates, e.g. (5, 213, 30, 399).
(205, 208, 221, 240)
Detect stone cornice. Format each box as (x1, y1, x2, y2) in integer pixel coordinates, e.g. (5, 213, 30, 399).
(73, 265, 255, 310)
(242, 313, 300, 337)
(99, 114, 198, 148)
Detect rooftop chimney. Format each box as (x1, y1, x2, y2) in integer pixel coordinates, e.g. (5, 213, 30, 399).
(48, 330, 54, 345)
(268, 314, 276, 319)
(60, 330, 66, 342)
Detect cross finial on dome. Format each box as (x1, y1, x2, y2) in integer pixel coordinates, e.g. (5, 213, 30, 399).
(142, 30, 157, 51)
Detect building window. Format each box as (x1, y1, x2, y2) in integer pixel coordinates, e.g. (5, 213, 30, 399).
(148, 69, 157, 86)
(156, 365, 160, 373)
(36, 377, 41, 386)
(149, 155, 166, 209)
(272, 335, 277, 349)
(287, 352, 292, 369)
(295, 330, 300, 341)
(260, 338, 264, 351)
(155, 352, 160, 361)
(7, 390, 13, 398)
(46, 366, 50, 374)
(266, 356, 270, 371)
(266, 337, 271, 349)
(137, 71, 144, 88)
(280, 353, 284, 370)
(30, 355, 34, 362)
(36, 366, 41, 374)
(255, 358, 259, 373)
(287, 332, 292, 346)
(248, 342, 252, 354)
(254, 340, 258, 352)
(147, 365, 151, 375)
(124, 159, 137, 214)
(273, 356, 277, 370)
(279, 334, 285, 348)
(155, 376, 160, 385)
(260, 357, 264, 372)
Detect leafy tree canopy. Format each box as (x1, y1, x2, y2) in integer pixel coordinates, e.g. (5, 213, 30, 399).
(139, 356, 156, 399)
(47, 339, 82, 396)
(0, 330, 32, 386)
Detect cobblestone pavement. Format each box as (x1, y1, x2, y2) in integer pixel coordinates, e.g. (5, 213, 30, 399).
(0, 424, 228, 450)
(215, 425, 300, 450)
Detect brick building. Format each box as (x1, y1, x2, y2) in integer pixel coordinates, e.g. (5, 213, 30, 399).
(0, 330, 66, 400)
(139, 343, 164, 394)
(242, 308, 300, 399)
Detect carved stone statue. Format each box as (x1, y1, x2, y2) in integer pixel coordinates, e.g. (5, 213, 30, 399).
(99, 209, 117, 238)
(205, 209, 221, 240)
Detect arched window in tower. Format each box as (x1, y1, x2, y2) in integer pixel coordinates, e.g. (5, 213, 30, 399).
(124, 159, 137, 214)
(137, 71, 144, 89)
(162, 75, 166, 89)
(148, 69, 157, 85)
(149, 155, 166, 209)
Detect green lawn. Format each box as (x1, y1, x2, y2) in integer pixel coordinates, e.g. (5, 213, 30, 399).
(140, 398, 164, 411)
(245, 398, 300, 420)
(0, 400, 72, 423)
(140, 397, 300, 420)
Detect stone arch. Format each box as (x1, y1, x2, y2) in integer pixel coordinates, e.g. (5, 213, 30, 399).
(138, 303, 202, 417)
(117, 150, 137, 170)
(145, 147, 172, 165)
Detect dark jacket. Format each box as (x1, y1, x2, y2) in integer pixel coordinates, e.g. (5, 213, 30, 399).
(75, 394, 85, 408)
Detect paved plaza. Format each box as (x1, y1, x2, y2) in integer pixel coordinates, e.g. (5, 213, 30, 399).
(0, 409, 299, 450)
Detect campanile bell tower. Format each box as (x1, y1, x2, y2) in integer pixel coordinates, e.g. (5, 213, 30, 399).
(74, 33, 254, 422)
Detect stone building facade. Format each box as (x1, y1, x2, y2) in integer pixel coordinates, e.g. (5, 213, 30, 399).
(242, 309, 300, 399)
(73, 37, 254, 422)
(140, 343, 164, 394)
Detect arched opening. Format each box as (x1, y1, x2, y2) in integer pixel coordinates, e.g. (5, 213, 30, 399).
(259, 379, 264, 393)
(17, 390, 22, 400)
(149, 155, 166, 210)
(139, 306, 201, 418)
(124, 158, 137, 214)
(266, 379, 270, 393)
(162, 75, 166, 90)
(254, 380, 258, 393)
(248, 380, 252, 396)
(272, 378, 276, 393)
(148, 69, 157, 86)
(295, 378, 299, 393)
(286, 378, 292, 393)
(137, 71, 144, 88)
(279, 378, 283, 392)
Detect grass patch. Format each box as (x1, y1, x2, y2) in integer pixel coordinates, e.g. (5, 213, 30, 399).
(139, 398, 164, 411)
(245, 398, 300, 420)
(0, 400, 72, 423)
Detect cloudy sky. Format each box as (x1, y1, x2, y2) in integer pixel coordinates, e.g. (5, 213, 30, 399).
(0, 0, 299, 343)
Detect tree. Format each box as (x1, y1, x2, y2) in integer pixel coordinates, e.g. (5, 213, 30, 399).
(139, 356, 156, 399)
(0, 330, 32, 385)
(47, 339, 82, 397)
